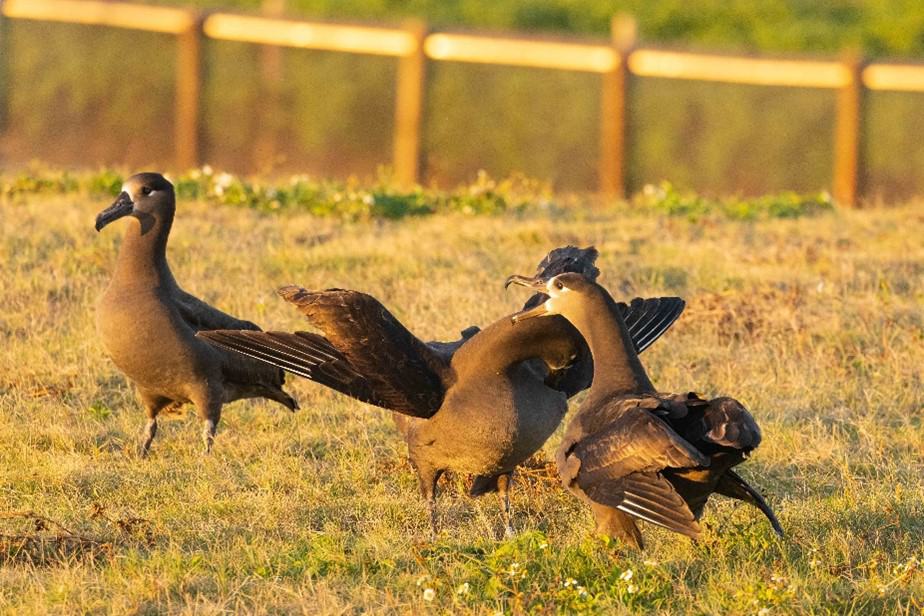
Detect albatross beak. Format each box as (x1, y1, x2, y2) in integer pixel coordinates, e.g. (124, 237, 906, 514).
(95, 191, 134, 232)
(510, 302, 550, 323)
(504, 274, 547, 292)
(505, 274, 552, 323)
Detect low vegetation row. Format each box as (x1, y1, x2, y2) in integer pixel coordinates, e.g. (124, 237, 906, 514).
(1, 167, 835, 221)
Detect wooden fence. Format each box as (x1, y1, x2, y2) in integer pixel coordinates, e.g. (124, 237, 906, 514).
(4, 0, 924, 205)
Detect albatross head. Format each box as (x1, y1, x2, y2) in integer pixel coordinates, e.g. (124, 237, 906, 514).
(505, 272, 597, 322)
(95, 172, 175, 232)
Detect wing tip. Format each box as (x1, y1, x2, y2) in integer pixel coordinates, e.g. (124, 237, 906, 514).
(277, 285, 309, 303)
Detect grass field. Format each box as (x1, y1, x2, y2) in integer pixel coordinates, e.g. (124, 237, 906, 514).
(1, 187, 922, 613)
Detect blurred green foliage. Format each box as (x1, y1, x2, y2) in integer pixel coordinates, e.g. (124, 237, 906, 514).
(149, 0, 924, 58)
(0, 166, 835, 221)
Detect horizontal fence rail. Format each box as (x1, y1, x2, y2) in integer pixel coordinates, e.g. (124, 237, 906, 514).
(3, 0, 195, 33)
(202, 14, 417, 56)
(5, 0, 924, 204)
(424, 33, 617, 73)
(628, 50, 851, 88)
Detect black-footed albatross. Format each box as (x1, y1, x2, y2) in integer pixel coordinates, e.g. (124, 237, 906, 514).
(507, 272, 782, 549)
(197, 248, 686, 536)
(95, 172, 297, 456)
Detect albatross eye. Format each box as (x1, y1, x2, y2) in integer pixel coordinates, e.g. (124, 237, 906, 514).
(141, 186, 153, 196)
(554, 280, 564, 290)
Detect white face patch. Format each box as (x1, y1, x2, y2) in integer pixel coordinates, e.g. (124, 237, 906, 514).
(545, 276, 571, 298)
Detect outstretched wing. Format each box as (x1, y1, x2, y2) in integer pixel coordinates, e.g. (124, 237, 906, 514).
(198, 286, 450, 418)
(199, 329, 381, 408)
(614, 296, 686, 354)
(560, 402, 709, 538)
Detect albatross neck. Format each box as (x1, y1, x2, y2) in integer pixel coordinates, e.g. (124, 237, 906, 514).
(112, 207, 175, 288)
(562, 287, 655, 398)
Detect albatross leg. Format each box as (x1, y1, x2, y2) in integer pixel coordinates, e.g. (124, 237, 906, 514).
(497, 472, 515, 538)
(192, 390, 222, 454)
(141, 419, 158, 457)
(138, 392, 171, 458)
(202, 419, 218, 453)
(415, 466, 444, 540)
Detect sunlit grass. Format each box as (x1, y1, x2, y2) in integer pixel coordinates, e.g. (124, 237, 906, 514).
(0, 186, 922, 613)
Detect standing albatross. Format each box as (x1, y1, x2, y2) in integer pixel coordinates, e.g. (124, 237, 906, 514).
(506, 272, 782, 548)
(95, 172, 297, 456)
(197, 248, 686, 535)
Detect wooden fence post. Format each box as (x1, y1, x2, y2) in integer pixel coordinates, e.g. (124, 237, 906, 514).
(0, 0, 10, 141)
(832, 54, 865, 207)
(254, 0, 285, 171)
(175, 12, 204, 171)
(598, 14, 636, 198)
(393, 19, 427, 187)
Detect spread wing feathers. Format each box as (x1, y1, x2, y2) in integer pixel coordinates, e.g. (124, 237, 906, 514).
(613, 296, 686, 354)
(278, 285, 449, 417)
(172, 288, 261, 332)
(197, 329, 397, 410)
(571, 407, 710, 489)
(561, 403, 709, 537)
(170, 288, 294, 407)
(583, 472, 701, 538)
(585, 473, 700, 539)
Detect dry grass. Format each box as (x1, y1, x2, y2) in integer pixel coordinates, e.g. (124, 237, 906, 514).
(0, 192, 922, 614)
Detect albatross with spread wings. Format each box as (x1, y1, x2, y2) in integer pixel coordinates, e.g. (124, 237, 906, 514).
(198, 247, 685, 536)
(506, 271, 783, 548)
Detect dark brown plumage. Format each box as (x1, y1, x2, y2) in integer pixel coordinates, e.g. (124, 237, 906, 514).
(507, 272, 782, 549)
(95, 172, 297, 456)
(198, 247, 686, 536)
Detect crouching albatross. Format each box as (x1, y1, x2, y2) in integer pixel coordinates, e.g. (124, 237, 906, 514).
(95, 172, 297, 456)
(198, 247, 686, 536)
(507, 272, 783, 549)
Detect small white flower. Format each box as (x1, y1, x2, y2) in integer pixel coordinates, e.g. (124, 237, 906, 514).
(757, 608, 771, 616)
(456, 582, 470, 595)
(416, 575, 429, 587)
(619, 569, 633, 582)
(362, 194, 375, 205)
(627, 584, 638, 594)
(539, 542, 549, 550)
(422, 588, 435, 602)
(643, 559, 658, 566)
(201, 164, 214, 176)
(215, 172, 234, 189)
